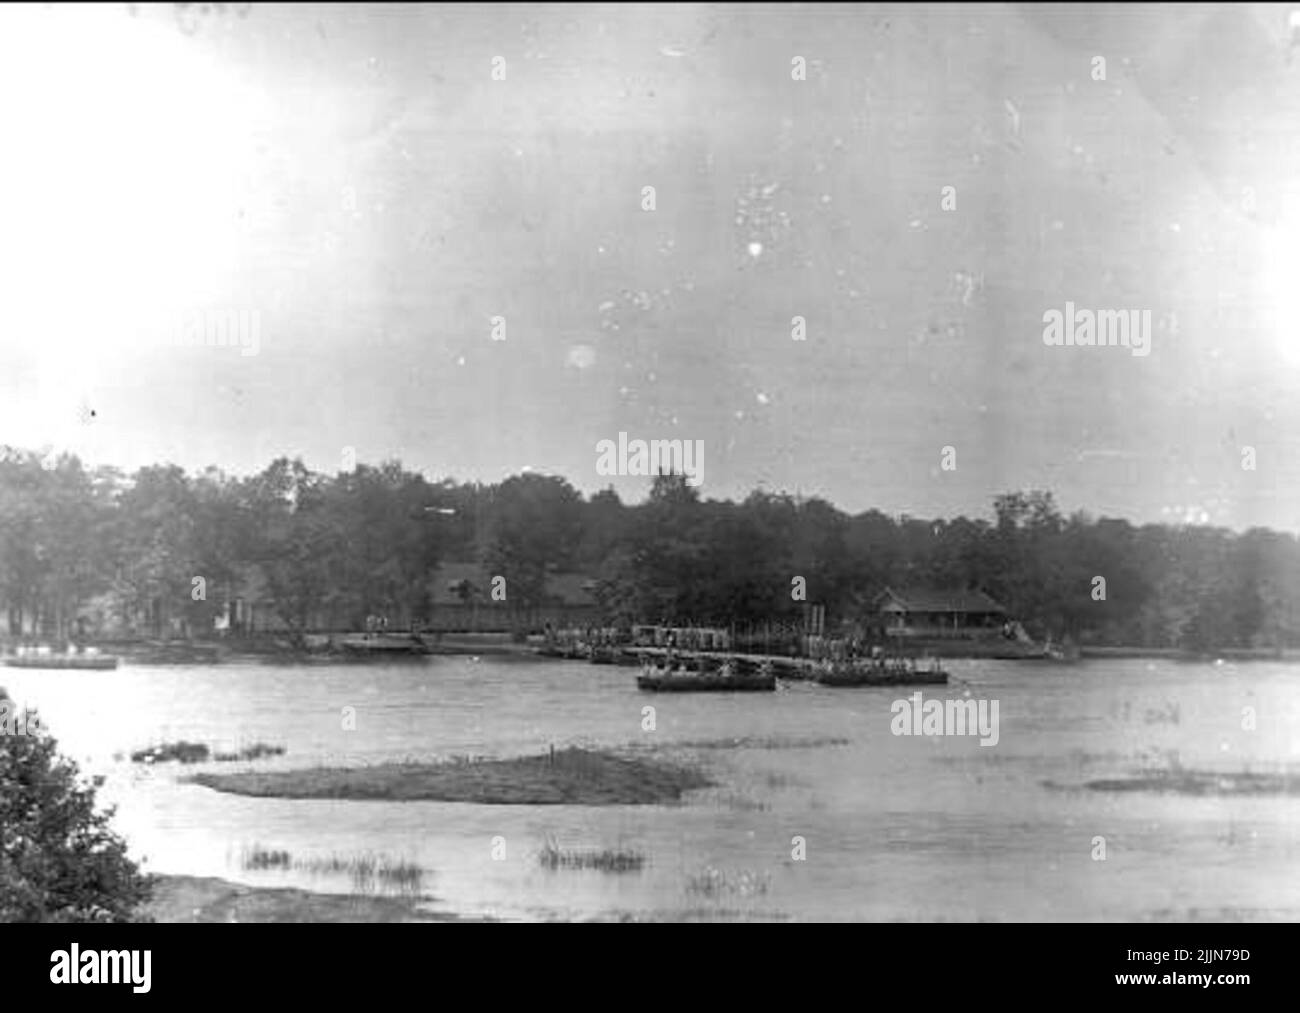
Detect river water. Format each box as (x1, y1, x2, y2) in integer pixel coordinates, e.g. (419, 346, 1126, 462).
(4, 656, 1299, 921)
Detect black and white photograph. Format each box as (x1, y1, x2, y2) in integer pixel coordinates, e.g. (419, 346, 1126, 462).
(0, 1, 1295, 965)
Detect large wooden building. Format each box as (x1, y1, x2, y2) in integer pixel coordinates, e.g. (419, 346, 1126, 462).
(872, 586, 1008, 639)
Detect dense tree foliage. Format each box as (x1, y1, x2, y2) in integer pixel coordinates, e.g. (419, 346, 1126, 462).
(0, 689, 154, 922)
(1, 446, 1297, 649)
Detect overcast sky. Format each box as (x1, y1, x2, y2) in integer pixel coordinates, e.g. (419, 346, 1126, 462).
(2, 3, 1300, 530)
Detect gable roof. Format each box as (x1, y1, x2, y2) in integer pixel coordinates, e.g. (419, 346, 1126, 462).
(873, 586, 1006, 614)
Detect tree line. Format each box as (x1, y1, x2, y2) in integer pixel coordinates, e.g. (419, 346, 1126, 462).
(1, 446, 1297, 650)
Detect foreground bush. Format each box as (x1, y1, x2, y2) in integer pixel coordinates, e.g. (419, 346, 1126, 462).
(0, 691, 154, 922)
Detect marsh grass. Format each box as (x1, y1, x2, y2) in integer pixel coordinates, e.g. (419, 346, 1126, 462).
(133, 740, 286, 764)
(240, 844, 292, 870)
(295, 854, 426, 895)
(537, 836, 646, 873)
(238, 845, 426, 895)
(685, 866, 771, 900)
(131, 741, 210, 764)
(213, 743, 287, 763)
(1081, 769, 1300, 796)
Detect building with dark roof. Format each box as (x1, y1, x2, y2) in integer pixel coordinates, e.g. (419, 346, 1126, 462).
(873, 585, 1008, 639)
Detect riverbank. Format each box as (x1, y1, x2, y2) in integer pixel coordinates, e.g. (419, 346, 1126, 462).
(1078, 645, 1300, 662)
(97, 631, 542, 663)
(147, 874, 484, 922)
(189, 746, 712, 805)
(14, 633, 1299, 665)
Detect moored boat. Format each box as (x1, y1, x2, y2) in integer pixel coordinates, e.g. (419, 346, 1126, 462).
(813, 656, 947, 687)
(636, 658, 776, 692)
(4, 649, 119, 671)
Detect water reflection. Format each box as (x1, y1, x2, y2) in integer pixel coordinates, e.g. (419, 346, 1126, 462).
(4, 657, 1299, 921)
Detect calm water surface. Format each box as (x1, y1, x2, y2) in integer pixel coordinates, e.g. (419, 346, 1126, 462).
(5, 657, 1299, 921)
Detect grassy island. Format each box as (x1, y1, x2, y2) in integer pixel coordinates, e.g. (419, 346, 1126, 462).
(1081, 770, 1300, 797)
(190, 746, 711, 805)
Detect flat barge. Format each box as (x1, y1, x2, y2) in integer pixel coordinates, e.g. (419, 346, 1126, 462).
(4, 652, 119, 670)
(813, 658, 948, 687)
(636, 656, 777, 692)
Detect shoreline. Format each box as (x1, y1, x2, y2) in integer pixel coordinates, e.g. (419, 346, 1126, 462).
(8, 631, 1300, 665)
(1077, 645, 1300, 662)
(146, 874, 489, 923)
